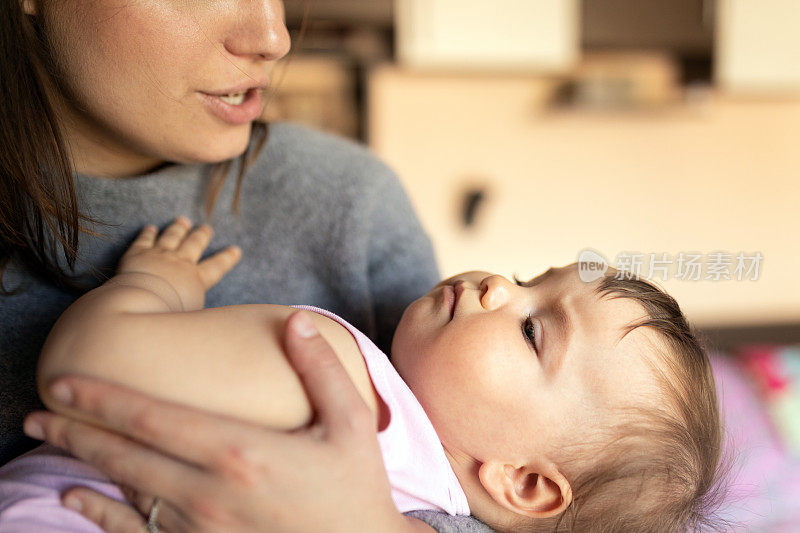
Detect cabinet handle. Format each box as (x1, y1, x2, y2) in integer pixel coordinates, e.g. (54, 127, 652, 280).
(461, 187, 487, 229)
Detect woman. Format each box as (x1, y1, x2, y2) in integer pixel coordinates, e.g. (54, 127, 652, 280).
(1, 1, 490, 531)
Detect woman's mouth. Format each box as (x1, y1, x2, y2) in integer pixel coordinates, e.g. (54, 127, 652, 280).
(218, 92, 247, 105)
(198, 87, 264, 125)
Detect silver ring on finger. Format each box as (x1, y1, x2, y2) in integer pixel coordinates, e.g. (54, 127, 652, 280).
(146, 496, 163, 533)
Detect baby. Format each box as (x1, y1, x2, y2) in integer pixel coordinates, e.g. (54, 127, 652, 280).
(1, 217, 725, 532)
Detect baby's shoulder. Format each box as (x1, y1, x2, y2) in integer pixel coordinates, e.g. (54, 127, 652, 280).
(300, 308, 381, 419)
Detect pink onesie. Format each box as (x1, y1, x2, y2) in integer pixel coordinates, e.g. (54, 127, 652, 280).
(0, 307, 469, 530)
(295, 306, 470, 516)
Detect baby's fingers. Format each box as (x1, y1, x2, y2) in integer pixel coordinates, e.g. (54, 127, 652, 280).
(197, 246, 242, 289)
(156, 216, 191, 251)
(178, 224, 213, 262)
(127, 225, 158, 251)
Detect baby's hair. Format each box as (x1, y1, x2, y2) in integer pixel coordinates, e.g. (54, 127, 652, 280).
(508, 273, 732, 533)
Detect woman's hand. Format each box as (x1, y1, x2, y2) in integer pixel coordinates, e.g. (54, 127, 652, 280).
(23, 311, 427, 533)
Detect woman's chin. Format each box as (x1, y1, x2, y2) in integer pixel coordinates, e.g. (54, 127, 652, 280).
(182, 129, 252, 164)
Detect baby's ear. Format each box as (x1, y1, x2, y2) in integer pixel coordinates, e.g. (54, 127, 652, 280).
(478, 461, 572, 518)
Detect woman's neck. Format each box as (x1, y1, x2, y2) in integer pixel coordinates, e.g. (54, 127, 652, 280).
(71, 142, 167, 179)
(66, 121, 167, 179)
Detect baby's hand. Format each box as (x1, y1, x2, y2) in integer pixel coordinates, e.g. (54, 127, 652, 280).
(115, 216, 242, 311)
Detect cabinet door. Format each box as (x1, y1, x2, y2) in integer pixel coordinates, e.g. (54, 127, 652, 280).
(395, 0, 579, 71)
(716, 0, 800, 92)
(368, 66, 800, 326)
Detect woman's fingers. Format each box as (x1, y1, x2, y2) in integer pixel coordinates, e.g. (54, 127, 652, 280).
(118, 485, 156, 518)
(24, 409, 209, 509)
(63, 486, 192, 533)
(28, 376, 263, 475)
(283, 311, 375, 442)
(61, 487, 148, 533)
(197, 246, 242, 289)
(156, 216, 192, 250)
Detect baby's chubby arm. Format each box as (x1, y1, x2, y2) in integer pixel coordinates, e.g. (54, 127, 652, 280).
(37, 217, 378, 432)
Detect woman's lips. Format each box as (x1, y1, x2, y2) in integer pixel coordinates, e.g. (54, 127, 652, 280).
(198, 87, 264, 125)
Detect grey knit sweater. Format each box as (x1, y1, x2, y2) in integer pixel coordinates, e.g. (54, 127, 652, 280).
(0, 123, 493, 532)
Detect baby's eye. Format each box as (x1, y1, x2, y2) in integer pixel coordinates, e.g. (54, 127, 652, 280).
(522, 315, 539, 353)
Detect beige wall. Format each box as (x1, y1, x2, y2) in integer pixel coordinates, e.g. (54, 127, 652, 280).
(368, 66, 800, 327)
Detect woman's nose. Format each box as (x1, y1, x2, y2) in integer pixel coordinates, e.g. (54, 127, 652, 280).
(479, 275, 511, 311)
(223, 0, 292, 61)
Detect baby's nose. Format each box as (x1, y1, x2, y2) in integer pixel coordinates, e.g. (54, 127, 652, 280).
(479, 275, 511, 310)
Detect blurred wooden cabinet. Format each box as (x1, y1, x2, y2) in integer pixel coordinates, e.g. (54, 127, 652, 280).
(367, 65, 800, 326)
(716, 0, 800, 93)
(394, 0, 579, 71)
(262, 55, 359, 139)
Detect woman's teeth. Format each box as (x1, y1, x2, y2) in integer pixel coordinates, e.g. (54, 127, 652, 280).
(218, 91, 247, 105)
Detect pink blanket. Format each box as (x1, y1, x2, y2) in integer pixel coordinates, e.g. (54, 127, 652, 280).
(712, 353, 800, 531)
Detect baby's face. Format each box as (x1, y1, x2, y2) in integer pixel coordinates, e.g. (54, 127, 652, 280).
(391, 263, 664, 465)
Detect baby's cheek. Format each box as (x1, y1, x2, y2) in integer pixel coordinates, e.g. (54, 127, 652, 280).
(433, 355, 506, 417)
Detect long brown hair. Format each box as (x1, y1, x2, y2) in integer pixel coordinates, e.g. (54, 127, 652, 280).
(0, 1, 309, 296)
